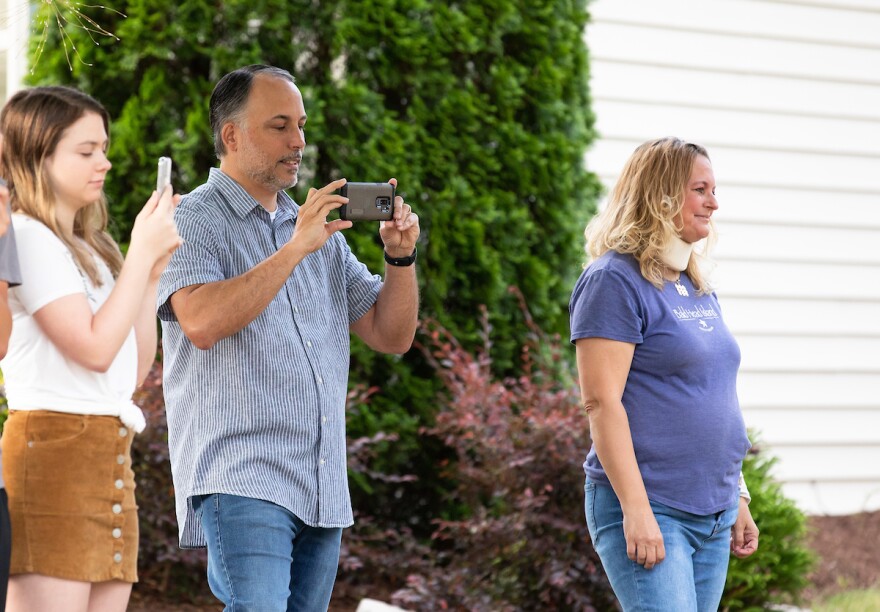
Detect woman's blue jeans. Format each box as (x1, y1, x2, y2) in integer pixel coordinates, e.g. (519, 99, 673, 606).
(193, 493, 343, 612)
(585, 480, 739, 612)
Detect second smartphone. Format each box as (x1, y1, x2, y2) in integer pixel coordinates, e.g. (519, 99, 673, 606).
(157, 157, 172, 193)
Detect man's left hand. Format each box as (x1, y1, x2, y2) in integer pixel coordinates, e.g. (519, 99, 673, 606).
(379, 178, 420, 258)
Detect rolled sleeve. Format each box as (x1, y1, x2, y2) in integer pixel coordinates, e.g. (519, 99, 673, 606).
(570, 268, 645, 345)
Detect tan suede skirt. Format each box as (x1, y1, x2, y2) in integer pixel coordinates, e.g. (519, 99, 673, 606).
(1, 410, 139, 583)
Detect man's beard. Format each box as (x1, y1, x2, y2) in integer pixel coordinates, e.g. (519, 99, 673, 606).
(241, 142, 301, 191)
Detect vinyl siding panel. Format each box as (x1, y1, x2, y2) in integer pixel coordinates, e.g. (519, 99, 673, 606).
(737, 371, 878, 407)
(589, 140, 880, 192)
(723, 298, 880, 336)
(591, 0, 880, 46)
(594, 100, 880, 157)
(591, 61, 880, 120)
(745, 408, 880, 445)
(717, 187, 879, 227)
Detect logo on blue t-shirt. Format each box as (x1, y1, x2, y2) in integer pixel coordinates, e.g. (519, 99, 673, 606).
(672, 305, 719, 332)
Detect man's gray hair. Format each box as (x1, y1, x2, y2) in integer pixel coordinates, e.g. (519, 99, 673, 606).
(209, 65, 295, 159)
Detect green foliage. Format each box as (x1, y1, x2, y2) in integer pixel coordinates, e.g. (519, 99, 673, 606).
(722, 439, 816, 611)
(28, 0, 599, 527)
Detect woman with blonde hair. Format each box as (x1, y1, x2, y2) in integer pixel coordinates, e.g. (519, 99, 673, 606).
(0, 85, 180, 612)
(570, 137, 758, 610)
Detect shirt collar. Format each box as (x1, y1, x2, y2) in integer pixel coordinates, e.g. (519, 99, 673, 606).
(207, 168, 298, 222)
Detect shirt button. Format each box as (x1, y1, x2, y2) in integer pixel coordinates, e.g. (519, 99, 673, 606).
(112, 528, 122, 539)
(117, 455, 125, 465)
(118, 427, 128, 437)
(320, 458, 326, 466)
(306, 341, 312, 348)
(316, 376, 323, 385)
(113, 553, 123, 563)
(294, 306, 299, 313)
(112, 504, 122, 514)
(322, 416, 327, 424)
(115, 479, 124, 489)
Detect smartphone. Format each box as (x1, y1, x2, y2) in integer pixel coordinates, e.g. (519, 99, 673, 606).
(339, 182, 395, 221)
(156, 157, 172, 193)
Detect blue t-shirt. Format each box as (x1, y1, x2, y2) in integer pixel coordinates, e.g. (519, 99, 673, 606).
(570, 251, 750, 515)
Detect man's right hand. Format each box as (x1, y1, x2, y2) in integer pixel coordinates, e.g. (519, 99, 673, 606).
(290, 178, 351, 254)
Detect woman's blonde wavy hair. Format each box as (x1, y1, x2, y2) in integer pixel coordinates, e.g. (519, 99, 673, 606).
(0, 86, 122, 286)
(584, 137, 715, 294)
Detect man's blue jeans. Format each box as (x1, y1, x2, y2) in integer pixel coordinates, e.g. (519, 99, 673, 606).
(192, 493, 343, 612)
(585, 480, 739, 611)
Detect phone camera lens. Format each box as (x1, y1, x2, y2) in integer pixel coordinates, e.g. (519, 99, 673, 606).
(376, 197, 391, 213)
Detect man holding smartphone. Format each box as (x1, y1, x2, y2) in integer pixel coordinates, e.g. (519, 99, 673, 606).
(157, 65, 419, 611)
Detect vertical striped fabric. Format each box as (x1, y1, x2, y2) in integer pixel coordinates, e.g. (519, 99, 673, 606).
(157, 169, 382, 548)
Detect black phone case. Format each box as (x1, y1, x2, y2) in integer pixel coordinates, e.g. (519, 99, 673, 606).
(339, 182, 395, 221)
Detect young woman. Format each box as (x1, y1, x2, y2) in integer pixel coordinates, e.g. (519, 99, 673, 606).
(0, 86, 181, 612)
(571, 137, 758, 611)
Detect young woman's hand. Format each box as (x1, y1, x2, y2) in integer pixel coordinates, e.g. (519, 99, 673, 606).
(128, 187, 182, 271)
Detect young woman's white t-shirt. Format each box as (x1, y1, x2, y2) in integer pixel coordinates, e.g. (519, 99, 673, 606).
(2, 214, 143, 430)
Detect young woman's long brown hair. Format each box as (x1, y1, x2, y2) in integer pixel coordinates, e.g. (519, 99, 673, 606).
(0, 86, 122, 286)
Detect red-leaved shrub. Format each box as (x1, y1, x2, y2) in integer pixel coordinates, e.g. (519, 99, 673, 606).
(338, 296, 615, 611)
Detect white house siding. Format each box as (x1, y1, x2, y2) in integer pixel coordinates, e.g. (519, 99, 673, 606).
(585, 0, 880, 515)
(0, 0, 29, 103)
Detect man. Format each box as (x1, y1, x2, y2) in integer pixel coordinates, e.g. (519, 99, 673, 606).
(157, 65, 419, 611)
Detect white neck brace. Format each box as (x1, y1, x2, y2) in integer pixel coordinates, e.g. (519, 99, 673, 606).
(660, 236, 694, 272)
